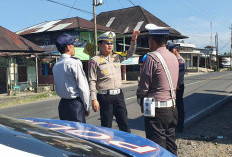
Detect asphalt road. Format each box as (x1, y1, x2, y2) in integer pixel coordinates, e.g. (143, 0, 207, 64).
(0, 71, 232, 138)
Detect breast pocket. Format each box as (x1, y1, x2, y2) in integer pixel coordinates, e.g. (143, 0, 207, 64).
(114, 62, 121, 72)
(99, 64, 110, 76)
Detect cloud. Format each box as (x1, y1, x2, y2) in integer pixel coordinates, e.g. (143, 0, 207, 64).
(188, 16, 200, 21)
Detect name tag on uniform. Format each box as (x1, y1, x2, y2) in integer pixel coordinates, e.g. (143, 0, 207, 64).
(143, 97, 155, 117)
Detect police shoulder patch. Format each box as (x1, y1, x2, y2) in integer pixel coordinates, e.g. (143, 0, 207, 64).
(88, 59, 95, 69)
(90, 55, 99, 62)
(142, 54, 148, 62)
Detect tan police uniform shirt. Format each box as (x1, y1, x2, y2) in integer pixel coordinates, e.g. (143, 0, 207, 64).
(88, 41, 136, 100)
(137, 47, 179, 101)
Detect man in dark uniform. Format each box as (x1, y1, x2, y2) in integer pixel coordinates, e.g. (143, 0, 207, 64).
(53, 33, 90, 123)
(169, 44, 185, 133)
(88, 30, 140, 132)
(137, 24, 179, 155)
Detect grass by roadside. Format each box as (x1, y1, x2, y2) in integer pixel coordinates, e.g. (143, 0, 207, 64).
(0, 91, 58, 109)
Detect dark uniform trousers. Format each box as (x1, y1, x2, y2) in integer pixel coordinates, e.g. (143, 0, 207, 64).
(144, 107, 178, 155)
(58, 97, 86, 123)
(176, 84, 185, 131)
(97, 90, 131, 133)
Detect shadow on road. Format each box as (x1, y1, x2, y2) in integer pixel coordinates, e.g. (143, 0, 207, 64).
(204, 90, 232, 93)
(128, 116, 145, 131)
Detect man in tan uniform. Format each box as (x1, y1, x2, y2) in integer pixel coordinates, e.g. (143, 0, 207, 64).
(88, 30, 140, 132)
(137, 24, 179, 155)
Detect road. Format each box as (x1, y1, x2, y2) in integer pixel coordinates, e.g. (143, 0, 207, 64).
(0, 71, 232, 137)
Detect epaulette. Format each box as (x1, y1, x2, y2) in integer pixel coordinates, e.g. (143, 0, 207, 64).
(114, 51, 128, 57)
(71, 57, 80, 60)
(91, 55, 100, 61)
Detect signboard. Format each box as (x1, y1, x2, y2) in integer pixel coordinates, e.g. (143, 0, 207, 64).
(74, 47, 91, 61)
(121, 56, 140, 65)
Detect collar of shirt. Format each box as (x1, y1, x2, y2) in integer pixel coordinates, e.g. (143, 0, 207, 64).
(61, 54, 71, 58)
(99, 52, 111, 61)
(177, 54, 184, 60)
(156, 47, 167, 52)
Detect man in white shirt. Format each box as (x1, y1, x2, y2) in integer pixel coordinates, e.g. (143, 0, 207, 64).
(53, 33, 90, 123)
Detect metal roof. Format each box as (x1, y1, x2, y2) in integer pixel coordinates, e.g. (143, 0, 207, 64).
(16, 17, 117, 35)
(94, 6, 188, 40)
(0, 26, 44, 53)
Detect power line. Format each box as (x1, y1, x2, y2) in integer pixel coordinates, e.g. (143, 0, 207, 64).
(117, 0, 124, 8)
(45, 0, 92, 15)
(67, 0, 77, 17)
(186, 0, 229, 27)
(127, 0, 135, 6)
(175, 0, 229, 28)
(104, 0, 110, 10)
(219, 40, 230, 51)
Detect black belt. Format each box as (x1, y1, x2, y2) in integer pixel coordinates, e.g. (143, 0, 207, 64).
(61, 97, 81, 101)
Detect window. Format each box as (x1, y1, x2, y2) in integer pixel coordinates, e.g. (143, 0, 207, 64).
(106, 17, 115, 27)
(44, 34, 51, 45)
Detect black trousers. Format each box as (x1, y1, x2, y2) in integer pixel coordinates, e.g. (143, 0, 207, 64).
(58, 97, 86, 123)
(176, 84, 185, 130)
(97, 90, 130, 133)
(144, 107, 178, 155)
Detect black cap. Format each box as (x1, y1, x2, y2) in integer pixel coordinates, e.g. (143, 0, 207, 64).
(56, 33, 81, 47)
(56, 33, 75, 45)
(168, 44, 180, 51)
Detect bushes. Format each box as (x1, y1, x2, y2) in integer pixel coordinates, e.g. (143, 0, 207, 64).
(213, 65, 220, 72)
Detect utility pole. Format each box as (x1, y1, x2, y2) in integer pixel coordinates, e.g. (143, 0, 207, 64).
(230, 24, 232, 70)
(93, 0, 98, 55)
(215, 32, 219, 70)
(93, 0, 103, 56)
(210, 21, 212, 46)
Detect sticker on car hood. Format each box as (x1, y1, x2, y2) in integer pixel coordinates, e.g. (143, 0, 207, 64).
(22, 118, 176, 157)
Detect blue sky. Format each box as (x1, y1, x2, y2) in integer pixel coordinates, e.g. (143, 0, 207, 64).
(1, 0, 232, 53)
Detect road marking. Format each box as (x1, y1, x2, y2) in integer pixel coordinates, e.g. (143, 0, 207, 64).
(186, 73, 232, 86)
(126, 96, 137, 100)
(186, 80, 205, 86)
(125, 73, 232, 100)
(184, 94, 232, 123)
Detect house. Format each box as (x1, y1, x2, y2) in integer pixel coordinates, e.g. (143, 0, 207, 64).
(17, 6, 187, 81)
(0, 26, 44, 94)
(16, 16, 117, 83)
(93, 5, 187, 79)
(203, 46, 217, 69)
(17, 16, 116, 46)
(174, 43, 201, 72)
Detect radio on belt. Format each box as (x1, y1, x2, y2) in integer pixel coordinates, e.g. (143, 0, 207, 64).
(143, 97, 155, 117)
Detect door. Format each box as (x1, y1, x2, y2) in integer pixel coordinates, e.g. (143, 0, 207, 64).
(0, 67, 7, 93)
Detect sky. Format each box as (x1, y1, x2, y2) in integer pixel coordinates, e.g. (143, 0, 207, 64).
(1, 0, 232, 54)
